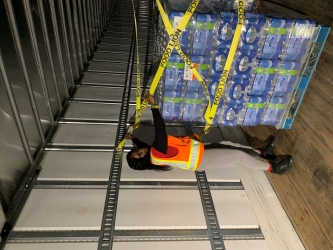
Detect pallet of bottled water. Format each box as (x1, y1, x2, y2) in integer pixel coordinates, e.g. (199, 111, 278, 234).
(153, 1, 330, 128)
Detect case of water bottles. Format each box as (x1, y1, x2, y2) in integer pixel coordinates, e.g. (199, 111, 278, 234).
(153, 0, 329, 128)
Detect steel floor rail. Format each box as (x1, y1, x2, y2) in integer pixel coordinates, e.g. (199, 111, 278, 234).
(8, 228, 264, 243)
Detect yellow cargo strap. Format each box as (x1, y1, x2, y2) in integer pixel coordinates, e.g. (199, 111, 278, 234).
(117, 0, 200, 149)
(155, 0, 211, 115)
(133, 0, 141, 128)
(116, 0, 141, 150)
(202, 0, 244, 138)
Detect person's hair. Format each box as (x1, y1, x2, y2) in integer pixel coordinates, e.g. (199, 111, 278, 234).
(126, 147, 172, 171)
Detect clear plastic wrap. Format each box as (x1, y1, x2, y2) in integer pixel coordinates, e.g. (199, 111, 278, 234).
(153, 4, 317, 126)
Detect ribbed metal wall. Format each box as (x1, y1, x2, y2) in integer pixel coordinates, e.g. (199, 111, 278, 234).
(0, 0, 114, 213)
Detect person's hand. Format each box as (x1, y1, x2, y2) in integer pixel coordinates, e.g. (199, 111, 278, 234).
(125, 133, 134, 140)
(145, 91, 155, 104)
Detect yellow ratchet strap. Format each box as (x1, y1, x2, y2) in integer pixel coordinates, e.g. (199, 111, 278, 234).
(117, 0, 200, 150)
(155, 0, 211, 116)
(202, 0, 244, 138)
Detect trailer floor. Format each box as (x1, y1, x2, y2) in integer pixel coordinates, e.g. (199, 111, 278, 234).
(243, 2, 333, 249)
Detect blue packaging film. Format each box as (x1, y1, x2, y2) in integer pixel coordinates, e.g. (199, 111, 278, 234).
(271, 61, 300, 96)
(281, 19, 316, 61)
(169, 11, 192, 54)
(241, 96, 267, 126)
(164, 54, 185, 91)
(192, 14, 218, 56)
(257, 18, 293, 60)
(162, 91, 182, 120)
(210, 49, 228, 79)
(261, 96, 288, 126)
(248, 59, 279, 96)
(214, 12, 239, 50)
(182, 91, 204, 122)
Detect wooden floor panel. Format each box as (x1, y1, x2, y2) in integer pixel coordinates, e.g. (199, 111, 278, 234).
(243, 2, 333, 248)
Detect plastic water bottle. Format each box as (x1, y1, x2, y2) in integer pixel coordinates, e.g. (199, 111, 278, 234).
(224, 81, 250, 103)
(210, 49, 228, 79)
(192, 14, 218, 56)
(162, 91, 182, 121)
(233, 50, 258, 76)
(182, 91, 204, 122)
(185, 56, 210, 92)
(231, 49, 257, 86)
(164, 54, 184, 91)
(218, 106, 240, 126)
(240, 13, 266, 47)
(214, 12, 238, 50)
(261, 96, 287, 126)
(248, 59, 278, 96)
(225, 99, 246, 110)
(281, 19, 316, 62)
(258, 18, 293, 60)
(169, 11, 191, 54)
(241, 96, 266, 126)
(271, 61, 300, 96)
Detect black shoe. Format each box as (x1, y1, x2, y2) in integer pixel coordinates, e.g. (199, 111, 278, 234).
(259, 136, 276, 161)
(271, 156, 293, 175)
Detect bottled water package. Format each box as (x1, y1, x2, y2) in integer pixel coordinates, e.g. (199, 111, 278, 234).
(261, 96, 288, 126)
(185, 55, 210, 92)
(214, 12, 238, 51)
(223, 81, 250, 103)
(218, 99, 247, 126)
(225, 99, 246, 110)
(270, 61, 300, 96)
(169, 11, 192, 54)
(231, 49, 257, 92)
(162, 91, 183, 120)
(182, 91, 204, 122)
(240, 13, 267, 47)
(257, 18, 293, 60)
(233, 49, 258, 77)
(247, 59, 278, 96)
(192, 14, 218, 56)
(210, 49, 228, 79)
(154, 5, 319, 126)
(215, 13, 266, 51)
(241, 96, 266, 126)
(164, 54, 185, 91)
(281, 19, 316, 62)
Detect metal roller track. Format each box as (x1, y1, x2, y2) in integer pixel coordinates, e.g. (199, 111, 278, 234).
(8, 228, 264, 243)
(33, 180, 244, 190)
(97, 0, 139, 248)
(196, 171, 226, 250)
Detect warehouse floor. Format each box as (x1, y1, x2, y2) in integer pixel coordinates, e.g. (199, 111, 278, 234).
(243, 1, 333, 249)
